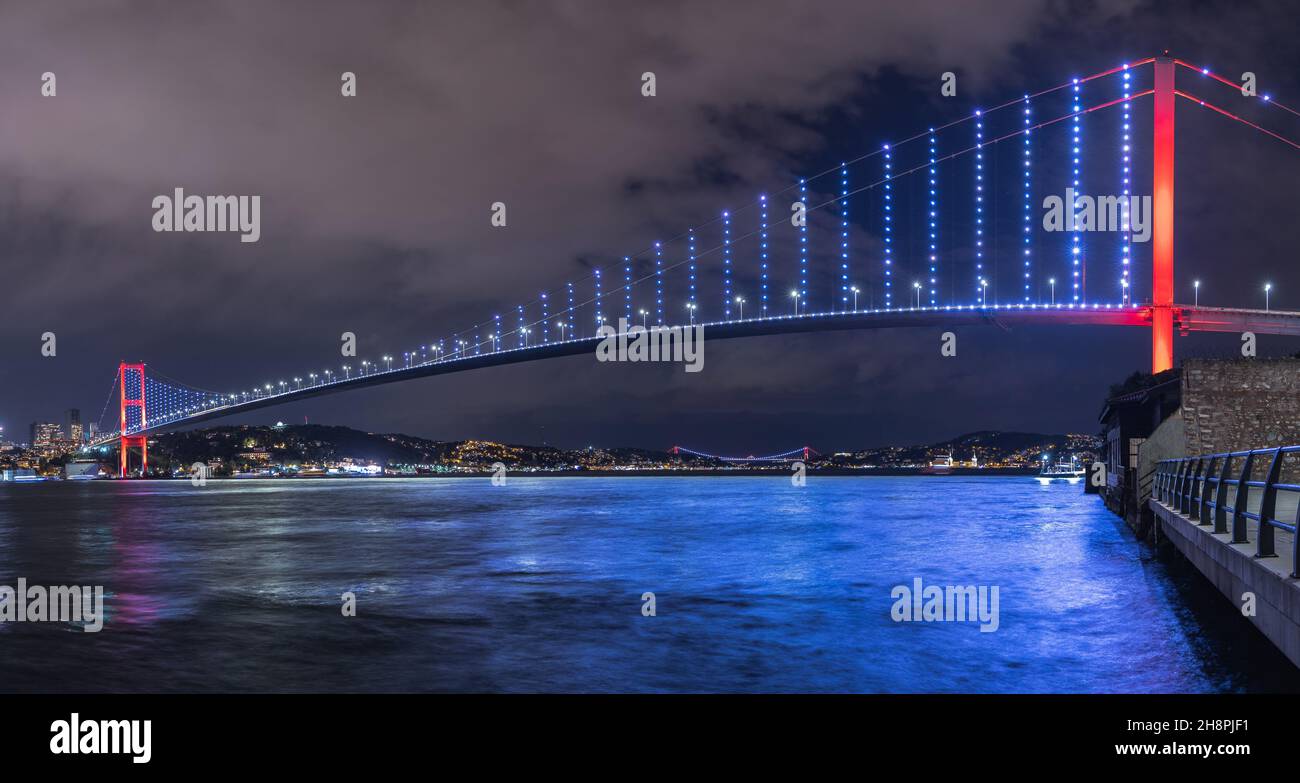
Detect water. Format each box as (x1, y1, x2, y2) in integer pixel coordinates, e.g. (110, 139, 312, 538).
(1, 476, 1297, 693)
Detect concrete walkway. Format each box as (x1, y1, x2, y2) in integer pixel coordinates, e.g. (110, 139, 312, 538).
(1150, 496, 1300, 668)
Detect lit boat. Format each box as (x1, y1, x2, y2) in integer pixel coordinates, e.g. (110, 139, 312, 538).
(922, 453, 954, 475)
(1037, 456, 1085, 483)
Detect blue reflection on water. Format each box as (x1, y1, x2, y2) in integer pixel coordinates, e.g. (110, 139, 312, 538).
(0, 476, 1296, 692)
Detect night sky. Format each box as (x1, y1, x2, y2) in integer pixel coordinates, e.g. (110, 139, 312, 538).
(2, 0, 1299, 453)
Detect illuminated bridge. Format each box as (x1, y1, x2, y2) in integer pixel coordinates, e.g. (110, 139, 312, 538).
(90, 55, 1300, 475)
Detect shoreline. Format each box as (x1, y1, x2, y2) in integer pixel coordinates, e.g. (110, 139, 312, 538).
(24, 466, 1043, 481)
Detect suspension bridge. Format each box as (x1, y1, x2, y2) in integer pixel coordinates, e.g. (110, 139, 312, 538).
(89, 55, 1300, 476)
(670, 446, 820, 463)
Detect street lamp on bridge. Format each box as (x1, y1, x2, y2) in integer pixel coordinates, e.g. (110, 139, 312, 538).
(1049, 277, 1056, 306)
(735, 296, 745, 320)
(850, 285, 860, 311)
(686, 302, 696, 325)
(1193, 279, 1200, 306)
(1265, 283, 1272, 311)
(912, 281, 921, 309)
(980, 279, 988, 308)
(790, 290, 800, 316)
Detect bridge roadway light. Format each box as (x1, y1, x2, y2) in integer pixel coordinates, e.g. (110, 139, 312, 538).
(1049, 277, 1056, 306)
(850, 285, 859, 311)
(639, 309, 648, 329)
(1121, 278, 1129, 306)
(790, 290, 799, 316)
(735, 296, 745, 320)
(912, 281, 921, 309)
(1265, 282, 1272, 311)
(980, 279, 988, 307)
(686, 302, 696, 325)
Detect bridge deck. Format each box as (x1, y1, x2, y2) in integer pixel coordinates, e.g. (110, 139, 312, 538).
(90, 302, 1300, 441)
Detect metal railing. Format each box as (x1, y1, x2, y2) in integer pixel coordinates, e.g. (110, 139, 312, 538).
(1153, 446, 1300, 577)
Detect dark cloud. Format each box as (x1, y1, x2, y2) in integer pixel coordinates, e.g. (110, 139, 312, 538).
(2, 0, 1298, 451)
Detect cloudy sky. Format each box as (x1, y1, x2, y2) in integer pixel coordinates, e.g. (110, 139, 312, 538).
(2, 0, 1298, 452)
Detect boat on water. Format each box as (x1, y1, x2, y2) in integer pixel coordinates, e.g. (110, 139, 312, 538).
(1037, 456, 1085, 483)
(63, 459, 105, 480)
(921, 453, 954, 475)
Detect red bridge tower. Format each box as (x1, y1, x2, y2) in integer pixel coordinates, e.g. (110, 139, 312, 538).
(1151, 54, 1176, 373)
(119, 362, 147, 477)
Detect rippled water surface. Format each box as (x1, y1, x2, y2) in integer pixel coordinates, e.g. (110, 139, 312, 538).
(1, 476, 1297, 692)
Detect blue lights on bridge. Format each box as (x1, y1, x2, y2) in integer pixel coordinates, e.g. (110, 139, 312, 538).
(88, 57, 1300, 443)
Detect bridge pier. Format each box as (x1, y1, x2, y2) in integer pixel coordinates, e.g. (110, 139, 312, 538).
(1151, 54, 1176, 373)
(119, 362, 147, 478)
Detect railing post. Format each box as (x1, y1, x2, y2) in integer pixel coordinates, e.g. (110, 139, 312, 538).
(1213, 455, 1231, 534)
(1232, 452, 1254, 545)
(1173, 461, 1186, 512)
(1256, 448, 1282, 558)
(1157, 461, 1167, 502)
(1292, 491, 1300, 579)
(1189, 457, 1205, 521)
(1197, 456, 1213, 523)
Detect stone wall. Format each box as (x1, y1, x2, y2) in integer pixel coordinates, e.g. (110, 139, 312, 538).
(1180, 357, 1300, 455)
(1138, 410, 1186, 502)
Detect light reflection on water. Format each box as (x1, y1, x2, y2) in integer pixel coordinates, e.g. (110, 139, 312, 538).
(0, 476, 1297, 693)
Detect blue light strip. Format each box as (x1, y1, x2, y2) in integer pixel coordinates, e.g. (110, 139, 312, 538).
(723, 212, 732, 319)
(928, 130, 937, 307)
(1120, 64, 1132, 304)
(1072, 79, 1082, 303)
(624, 257, 632, 326)
(974, 111, 984, 302)
(654, 241, 664, 325)
(759, 196, 768, 315)
(798, 180, 808, 306)
(566, 282, 574, 339)
(688, 230, 697, 314)
(594, 267, 603, 330)
(840, 162, 849, 310)
(884, 145, 892, 308)
(540, 293, 549, 342)
(1023, 96, 1032, 302)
